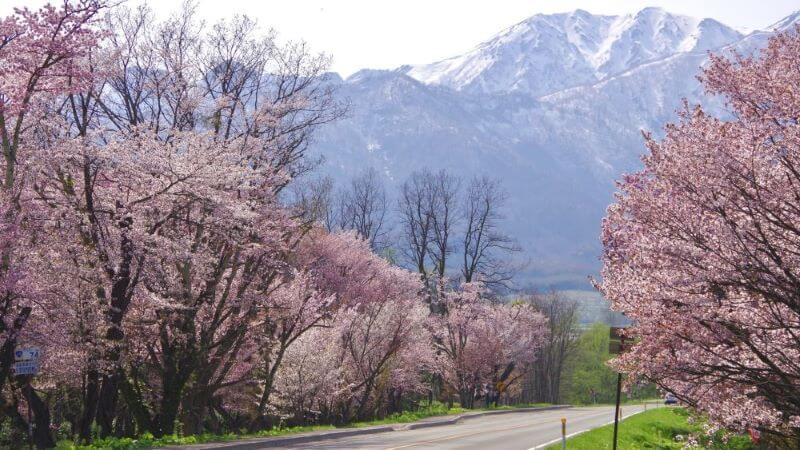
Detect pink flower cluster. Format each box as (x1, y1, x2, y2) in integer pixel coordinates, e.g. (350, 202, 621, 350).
(600, 26, 800, 438)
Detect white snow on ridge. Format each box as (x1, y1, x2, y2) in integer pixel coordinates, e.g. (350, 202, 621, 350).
(405, 7, 743, 96)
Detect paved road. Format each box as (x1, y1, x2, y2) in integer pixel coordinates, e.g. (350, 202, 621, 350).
(269, 405, 648, 450)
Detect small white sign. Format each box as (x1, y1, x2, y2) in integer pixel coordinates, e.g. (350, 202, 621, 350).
(14, 347, 40, 362)
(12, 360, 40, 376)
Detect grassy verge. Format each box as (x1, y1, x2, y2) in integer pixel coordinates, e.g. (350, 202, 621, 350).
(348, 402, 551, 427)
(56, 402, 551, 449)
(545, 407, 754, 450)
(55, 425, 337, 450)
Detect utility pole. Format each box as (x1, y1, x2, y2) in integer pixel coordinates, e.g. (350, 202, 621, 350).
(609, 327, 628, 450)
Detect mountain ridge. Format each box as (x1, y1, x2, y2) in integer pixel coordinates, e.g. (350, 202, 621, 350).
(309, 8, 800, 289)
(403, 7, 744, 97)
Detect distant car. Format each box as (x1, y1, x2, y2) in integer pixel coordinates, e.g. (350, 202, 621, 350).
(664, 394, 678, 405)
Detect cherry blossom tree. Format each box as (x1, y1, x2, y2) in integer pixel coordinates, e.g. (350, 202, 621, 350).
(268, 231, 431, 424)
(0, 0, 104, 189)
(253, 271, 335, 423)
(0, 1, 542, 445)
(431, 283, 548, 408)
(270, 327, 345, 424)
(0, 1, 104, 445)
(93, 4, 343, 175)
(599, 26, 800, 443)
(24, 124, 299, 437)
(19, 2, 343, 439)
(334, 279, 429, 422)
(0, 194, 34, 432)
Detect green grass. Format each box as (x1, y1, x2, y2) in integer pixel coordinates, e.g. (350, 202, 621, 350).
(484, 402, 552, 410)
(545, 408, 755, 450)
(348, 402, 551, 427)
(55, 425, 337, 450)
(56, 402, 553, 449)
(349, 404, 468, 427)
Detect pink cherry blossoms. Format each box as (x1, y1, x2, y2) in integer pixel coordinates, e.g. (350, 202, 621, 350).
(431, 283, 548, 408)
(600, 26, 800, 443)
(0, 1, 549, 445)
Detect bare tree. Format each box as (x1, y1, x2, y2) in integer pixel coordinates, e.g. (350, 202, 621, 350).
(429, 170, 461, 280)
(523, 291, 580, 404)
(96, 4, 345, 184)
(397, 169, 462, 286)
(291, 176, 335, 230)
(461, 176, 521, 289)
(336, 168, 389, 250)
(398, 170, 526, 290)
(397, 170, 435, 285)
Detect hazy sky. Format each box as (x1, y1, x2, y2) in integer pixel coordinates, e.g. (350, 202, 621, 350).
(4, 1, 799, 76)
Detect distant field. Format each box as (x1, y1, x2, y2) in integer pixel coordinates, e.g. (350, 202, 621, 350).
(546, 407, 755, 450)
(557, 290, 629, 326)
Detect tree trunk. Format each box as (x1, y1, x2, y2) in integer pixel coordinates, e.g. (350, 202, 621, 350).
(78, 369, 100, 442)
(92, 243, 135, 437)
(181, 387, 212, 436)
(118, 375, 153, 433)
(459, 388, 474, 409)
(155, 390, 182, 438)
(354, 378, 375, 421)
(152, 360, 192, 438)
(25, 384, 55, 449)
(96, 373, 119, 437)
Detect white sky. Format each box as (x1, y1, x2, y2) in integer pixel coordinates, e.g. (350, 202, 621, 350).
(4, 0, 799, 76)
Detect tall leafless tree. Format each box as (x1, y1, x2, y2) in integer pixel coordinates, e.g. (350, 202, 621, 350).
(429, 170, 461, 281)
(397, 170, 436, 286)
(336, 167, 389, 250)
(290, 176, 335, 230)
(96, 5, 345, 185)
(461, 176, 521, 289)
(397, 169, 461, 298)
(523, 291, 581, 404)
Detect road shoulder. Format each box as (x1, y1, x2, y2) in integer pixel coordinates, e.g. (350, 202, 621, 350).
(166, 405, 571, 450)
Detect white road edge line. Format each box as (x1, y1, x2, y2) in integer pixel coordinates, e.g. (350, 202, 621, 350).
(527, 408, 650, 450)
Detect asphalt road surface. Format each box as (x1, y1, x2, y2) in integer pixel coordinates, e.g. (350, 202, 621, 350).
(271, 404, 649, 450)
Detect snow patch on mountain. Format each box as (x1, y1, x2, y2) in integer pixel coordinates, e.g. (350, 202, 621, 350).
(406, 7, 742, 96)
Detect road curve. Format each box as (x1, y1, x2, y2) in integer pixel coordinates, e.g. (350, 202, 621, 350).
(267, 405, 648, 450)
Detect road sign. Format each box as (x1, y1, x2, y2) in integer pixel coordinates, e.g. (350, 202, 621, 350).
(13, 347, 41, 376)
(12, 360, 40, 376)
(609, 327, 629, 354)
(14, 347, 40, 361)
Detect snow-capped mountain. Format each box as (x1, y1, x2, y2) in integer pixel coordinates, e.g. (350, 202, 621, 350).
(405, 7, 742, 96)
(309, 8, 800, 288)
